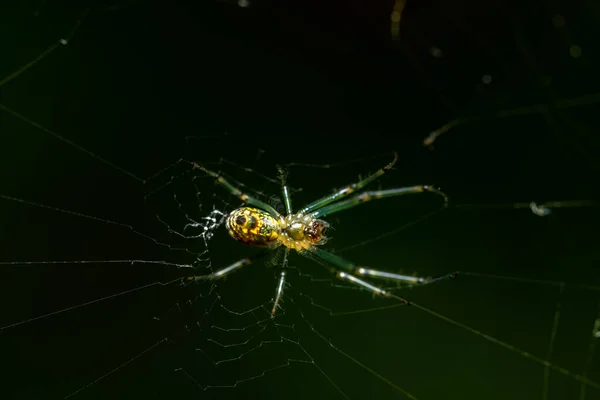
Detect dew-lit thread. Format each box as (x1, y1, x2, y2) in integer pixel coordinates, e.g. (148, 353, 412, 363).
(297, 305, 419, 400)
(0, 194, 196, 254)
(64, 338, 169, 399)
(0, 277, 182, 330)
(0, 105, 143, 182)
(410, 301, 600, 390)
(543, 283, 565, 400)
(579, 299, 600, 400)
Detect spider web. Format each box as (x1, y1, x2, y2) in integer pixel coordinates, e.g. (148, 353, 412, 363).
(1, 1, 599, 400)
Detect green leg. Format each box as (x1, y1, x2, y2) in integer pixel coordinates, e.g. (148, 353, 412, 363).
(306, 247, 456, 301)
(187, 257, 252, 281)
(187, 250, 273, 281)
(297, 152, 398, 215)
(277, 165, 293, 214)
(271, 247, 290, 315)
(194, 163, 281, 217)
(310, 185, 448, 218)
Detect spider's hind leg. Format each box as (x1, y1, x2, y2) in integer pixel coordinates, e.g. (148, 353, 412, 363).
(306, 247, 457, 304)
(194, 163, 281, 218)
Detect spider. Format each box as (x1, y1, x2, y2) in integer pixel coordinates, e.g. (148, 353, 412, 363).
(188, 153, 450, 314)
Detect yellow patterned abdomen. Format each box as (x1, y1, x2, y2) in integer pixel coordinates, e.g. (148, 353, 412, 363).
(225, 207, 280, 247)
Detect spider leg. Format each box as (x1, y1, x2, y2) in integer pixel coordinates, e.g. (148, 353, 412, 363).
(310, 185, 448, 218)
(306, 247, 457, 302)
(193, 163, 281, 217)
(298, 152, 398, 215)
(271, 270, 286, 315)
(277, 165, 293, 214)
(187, 250, 271, 282)
(271, 248, 290, 315)
(187, 257, 251, 281)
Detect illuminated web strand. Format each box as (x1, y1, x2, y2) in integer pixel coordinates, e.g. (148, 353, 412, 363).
(409, 301, 600, 390)
(173, 350, 323, 393)
(143, 158, 195, 199)
(179, 305, 352, 399)
(282, 151, 395, 169)
(579, 299, 600, 400)
(286, 273, 419, 396)
(337, 207, 446, 254)
(0, 104, 143, 182)
(143, 157, 288, 207)
(206, 330, 282, 365)
(0, 7, 90, 88)
(0, 6, 143, 183)
(201, 304, 297, 367)
(0, 42, 61, 87)
(337, 198, 596, 255)
(430, 272, 600, 386)
(422, 91, 600, 148)
(290, 296, 419, 400)
(0, 259, 191, 268)
(218, 157, 281, 186)
(207, 328, 269, 350)
(462, 271, 600, 292)
(542, 283, 564, 400)
(0, 194, 199, 255)
(0, 192, 225, 331)
(286, 281, 407, 316)
(203, 301, 291, 348)
(171, 298, 348, 396)
(211, 315, 273, 332)
(63, 338, 169, 399)
(219, 303, 269, 316)
(0, 277, 182, 331)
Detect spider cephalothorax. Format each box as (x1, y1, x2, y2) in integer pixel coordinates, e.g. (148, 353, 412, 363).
(225, 207, 329, 251)
(280, 213, 330, 250)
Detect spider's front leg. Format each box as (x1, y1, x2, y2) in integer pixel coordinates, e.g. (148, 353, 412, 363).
(306, 247, 457, 303)
(310, 185, 448, 218)
(297, 152, 399, 215)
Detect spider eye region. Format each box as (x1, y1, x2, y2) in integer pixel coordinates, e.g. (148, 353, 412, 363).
(226, 207, 280, 247)
(304, 219, 329, 245)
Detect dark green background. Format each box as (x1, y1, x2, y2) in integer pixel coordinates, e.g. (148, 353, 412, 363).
(0, 0, 599, 399)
